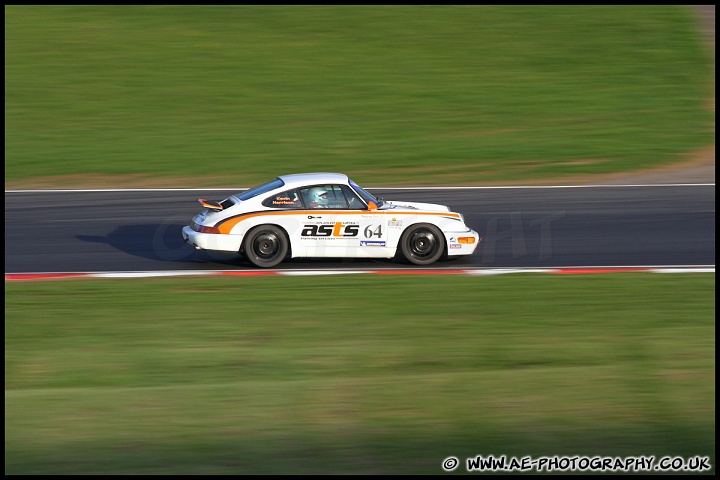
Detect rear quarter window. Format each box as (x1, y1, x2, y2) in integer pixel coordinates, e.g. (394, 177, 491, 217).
(236, 178, 285, 201)
(262, 189, 303, 209)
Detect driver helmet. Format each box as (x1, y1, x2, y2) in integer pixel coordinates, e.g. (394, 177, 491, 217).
(310, 187, 329, 206)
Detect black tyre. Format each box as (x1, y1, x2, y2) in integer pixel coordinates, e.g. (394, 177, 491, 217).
(399, 223, 445, 266)
(242, 225, 288, 268)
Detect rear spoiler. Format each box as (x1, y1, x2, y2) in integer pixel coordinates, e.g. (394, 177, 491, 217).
(197, 198, 224, 211)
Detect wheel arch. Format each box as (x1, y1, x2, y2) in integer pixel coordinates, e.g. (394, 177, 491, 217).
(398, 221, 448, 252)
(240, 222, 292, 256)
(397, 221, 447, 265)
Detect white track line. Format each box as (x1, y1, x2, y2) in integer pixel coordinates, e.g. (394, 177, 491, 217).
(5, 266, 714, 281)
(4, 184, 715, 193)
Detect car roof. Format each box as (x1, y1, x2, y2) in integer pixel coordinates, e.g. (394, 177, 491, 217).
(276, 172, 350, 189)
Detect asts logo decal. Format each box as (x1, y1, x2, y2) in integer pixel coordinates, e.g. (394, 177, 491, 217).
(301, 222, 359, 237)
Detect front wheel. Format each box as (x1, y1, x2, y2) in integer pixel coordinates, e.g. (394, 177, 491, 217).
(399, 223, 445, 266)
(242, 225, 288, 268)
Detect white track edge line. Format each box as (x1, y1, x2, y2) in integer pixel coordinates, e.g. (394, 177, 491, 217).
(4, 183, 716, 193)
(5, 267, 715, 280)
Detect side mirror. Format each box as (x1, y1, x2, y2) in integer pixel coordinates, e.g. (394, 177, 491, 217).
(367, 201, 378, 211)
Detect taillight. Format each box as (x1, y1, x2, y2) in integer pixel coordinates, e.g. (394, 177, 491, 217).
(191, 221, 220, 234)
(458, 237, 475, 244)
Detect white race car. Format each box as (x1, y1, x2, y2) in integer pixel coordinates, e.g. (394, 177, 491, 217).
(182, 172, 481, 268)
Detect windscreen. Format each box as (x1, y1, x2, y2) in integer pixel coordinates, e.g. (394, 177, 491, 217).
(349, 179, 382, 207)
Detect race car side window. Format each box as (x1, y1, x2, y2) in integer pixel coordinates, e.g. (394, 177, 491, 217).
(235, 178, 285, 201)
(299, 185, 350, 209)
(262, 189, 303, 209)
(340, 185, 366, 210)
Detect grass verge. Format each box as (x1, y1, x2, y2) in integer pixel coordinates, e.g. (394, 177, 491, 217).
(5, 273, 715, 474)
(5, 6, 715, 188)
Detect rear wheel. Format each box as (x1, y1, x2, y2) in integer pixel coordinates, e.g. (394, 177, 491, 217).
(399, 223, 445, 265)
(243, 225, 288, 268)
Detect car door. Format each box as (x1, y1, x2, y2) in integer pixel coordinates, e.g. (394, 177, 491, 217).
(298, 184, 392, 257)
(294, 185, 355, 256)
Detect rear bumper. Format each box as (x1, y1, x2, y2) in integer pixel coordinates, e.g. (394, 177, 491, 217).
(182, 225, 242, 253)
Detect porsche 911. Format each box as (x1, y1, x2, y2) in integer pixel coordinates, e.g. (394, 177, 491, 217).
(182, 172, 480, 267)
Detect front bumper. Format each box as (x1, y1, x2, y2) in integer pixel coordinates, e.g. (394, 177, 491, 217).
(182, 225, 242, 253)
(444, 229, 481, 256)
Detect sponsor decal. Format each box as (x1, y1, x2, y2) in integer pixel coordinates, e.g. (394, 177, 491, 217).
(449, 244, 462, 249)
(302, 222, 359, 238)
(388, 218, 402, 227)
(360, 240, 386, 247)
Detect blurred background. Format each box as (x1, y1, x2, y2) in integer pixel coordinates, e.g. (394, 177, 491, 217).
(5, 6, 715, 475)
(4, 5, 714, 188)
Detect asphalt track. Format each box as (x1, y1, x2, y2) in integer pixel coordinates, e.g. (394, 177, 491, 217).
(4, 185, 715, 274)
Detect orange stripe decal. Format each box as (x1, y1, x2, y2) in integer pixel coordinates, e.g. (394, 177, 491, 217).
(215, 210, 461, 234)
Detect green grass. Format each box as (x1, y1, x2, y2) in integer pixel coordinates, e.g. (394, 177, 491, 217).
(5, 274, 715, 474)
(4, 5, 716, 473)
(4, 5, 715, 187)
